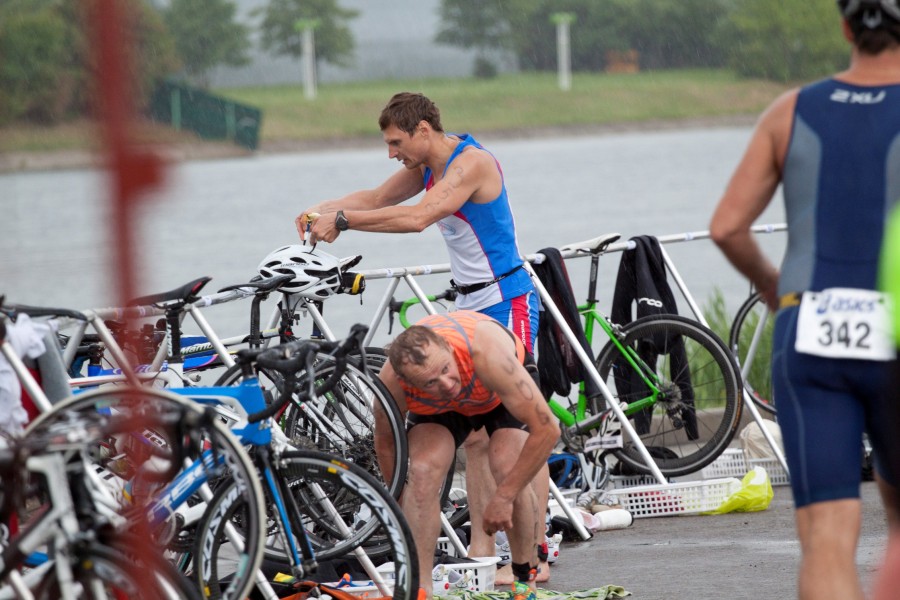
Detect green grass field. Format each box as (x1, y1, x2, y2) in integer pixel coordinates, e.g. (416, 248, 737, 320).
(0, 69, 792, 153)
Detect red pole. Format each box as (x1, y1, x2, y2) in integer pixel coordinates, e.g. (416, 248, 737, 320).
(88, 0, 166, 590)
(89, 0, 165, 306)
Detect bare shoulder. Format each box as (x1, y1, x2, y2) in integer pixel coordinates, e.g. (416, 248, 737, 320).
(757, 89, 800, 136)
(471, 321, 517, 369)
(449, 144, 501, 202)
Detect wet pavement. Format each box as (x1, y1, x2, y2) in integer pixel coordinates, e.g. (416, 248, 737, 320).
(537, 481, 888, 599)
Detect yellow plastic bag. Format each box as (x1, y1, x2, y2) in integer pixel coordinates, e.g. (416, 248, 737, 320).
(703, 466, 774, 515)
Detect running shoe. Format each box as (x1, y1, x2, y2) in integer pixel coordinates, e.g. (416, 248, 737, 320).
(495, 531, 511, 566)
(546, 533, 563, 564)
(432, 564, 450, 596)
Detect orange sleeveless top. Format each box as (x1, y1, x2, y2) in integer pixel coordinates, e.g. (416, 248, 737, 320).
(400, 311, 526, 416)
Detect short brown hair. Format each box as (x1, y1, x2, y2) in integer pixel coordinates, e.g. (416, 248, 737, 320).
(387, 325, 449, 376)
(378, 92, 444, 135)
(841, 1, 900, 53)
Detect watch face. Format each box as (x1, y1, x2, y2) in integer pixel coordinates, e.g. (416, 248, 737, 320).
(336, 211, 349, 231)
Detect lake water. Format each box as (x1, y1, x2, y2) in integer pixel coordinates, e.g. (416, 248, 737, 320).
(0, 126, 786, 346)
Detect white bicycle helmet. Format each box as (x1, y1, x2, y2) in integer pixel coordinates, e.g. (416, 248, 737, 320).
(257, 245, 342, 300)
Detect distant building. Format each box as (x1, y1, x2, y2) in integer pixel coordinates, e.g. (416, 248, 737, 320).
(203, 0, 515, 88)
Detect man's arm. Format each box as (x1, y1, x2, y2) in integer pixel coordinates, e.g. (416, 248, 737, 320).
(296, 167, 424, 241)
(376, 361, 409, 486)
(308, 149, 499, 244)
(472, 323, 559, 528)
(709, 90, 797, 312)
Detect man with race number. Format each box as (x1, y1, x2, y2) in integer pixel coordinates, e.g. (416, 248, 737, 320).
(710, 1, 900, 598)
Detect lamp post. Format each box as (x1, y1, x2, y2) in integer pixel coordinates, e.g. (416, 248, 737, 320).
(550, 12, 575, 92)
(294, 18, 320, 100)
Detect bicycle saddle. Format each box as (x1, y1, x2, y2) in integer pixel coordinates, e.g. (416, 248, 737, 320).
(560, 233, 621, 255)
(128, 276, 212, 307)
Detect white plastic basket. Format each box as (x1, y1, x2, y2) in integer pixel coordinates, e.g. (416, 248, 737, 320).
(747, 458, 790, 486)
(374, 556, 500, 593)
(442, 556, 499, 592)
(436, 536, 459, 557)
(604, 477, 743, 518)
(699, 448, 747, 479)
(607, 473, 667, 489)
(699, 448, 790, 486)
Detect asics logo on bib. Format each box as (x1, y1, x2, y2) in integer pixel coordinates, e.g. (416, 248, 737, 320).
(638, 297, 663, 308)
(830, 89, 886, 104)
(815, 291, 879, 314)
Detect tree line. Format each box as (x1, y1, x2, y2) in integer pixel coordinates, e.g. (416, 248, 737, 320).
(0, 0, 848, 127)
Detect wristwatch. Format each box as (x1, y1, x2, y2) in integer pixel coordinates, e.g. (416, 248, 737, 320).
(335, 210, 350, 231)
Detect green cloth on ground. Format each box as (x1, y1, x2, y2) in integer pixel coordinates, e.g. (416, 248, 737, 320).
(442, 586, 630, 600)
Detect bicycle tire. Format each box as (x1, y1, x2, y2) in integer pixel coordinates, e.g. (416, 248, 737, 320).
(438, 450, 470, 531)
(195, 450, 419, 600)
(728, 292, 776, 415)
(593, 314, 743, 477)
(29, 541, 201, 600)
(22, 386, 266, 600)
(214, 352, 409, 499)
(283, 354, 408, 498)
(365, 347, 468, 531)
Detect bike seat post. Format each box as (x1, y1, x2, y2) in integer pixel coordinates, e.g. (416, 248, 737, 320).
(165, 304, 184, 365)
(586, 254, 601, 305)
(310, 300, 324, 339)
(249, 294, 263, 349)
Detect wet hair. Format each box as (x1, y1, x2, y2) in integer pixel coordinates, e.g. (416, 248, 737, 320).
(838, 0, 900, 53)
(386, 325, 449, 376)
(378, 92, 444, 135)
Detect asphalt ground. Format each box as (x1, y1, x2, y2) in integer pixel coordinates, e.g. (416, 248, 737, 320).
(534, 480, 889, 599)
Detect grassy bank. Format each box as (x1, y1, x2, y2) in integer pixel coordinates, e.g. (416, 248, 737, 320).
(0, 69, 792, 154)
(223, 69, 789, 143)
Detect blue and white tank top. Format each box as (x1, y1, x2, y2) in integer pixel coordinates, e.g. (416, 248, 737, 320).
(779, 78, 900, 297)
(423, 134, 533, 312)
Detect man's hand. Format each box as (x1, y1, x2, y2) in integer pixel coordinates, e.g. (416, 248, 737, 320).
(296, 211, 341, 245)
(295, 211, 320, 242)
(482, 493, 514, 536)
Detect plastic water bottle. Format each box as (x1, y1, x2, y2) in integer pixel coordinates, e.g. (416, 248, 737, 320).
(591, 508, 633, 530)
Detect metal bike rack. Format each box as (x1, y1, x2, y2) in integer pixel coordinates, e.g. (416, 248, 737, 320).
(353, 222, 790, 545)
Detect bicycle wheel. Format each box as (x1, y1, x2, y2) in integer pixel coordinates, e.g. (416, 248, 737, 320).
(260, 353, 407, 499)
(438, 449, 470, 531)
(29, 541, 200, 600)
(728, 292, 776, 415)
(196, 450, 419, 600)
(23, 387, 266, 600)
(593, 314, 743, 477)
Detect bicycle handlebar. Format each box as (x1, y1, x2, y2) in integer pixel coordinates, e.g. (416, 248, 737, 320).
(387, 288, 458, 332)
(246, 324, 369, 423)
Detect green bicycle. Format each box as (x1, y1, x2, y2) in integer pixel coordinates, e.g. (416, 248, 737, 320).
(388, 234, 743, 482)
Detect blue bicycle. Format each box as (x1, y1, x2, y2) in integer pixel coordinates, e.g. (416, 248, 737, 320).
(16, 319, 418, 600)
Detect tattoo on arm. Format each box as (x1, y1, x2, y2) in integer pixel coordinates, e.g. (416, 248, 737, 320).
(438, 165, 464, 201)
(515, 376, 536, 401)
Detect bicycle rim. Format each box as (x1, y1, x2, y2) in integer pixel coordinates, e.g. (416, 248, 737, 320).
(728, 292, 776, 415)
(192, 464, 267, 600)
(32, 542, 193, 600)
(280, 354, 408, 499)
(262, 450, 418, 600)
(23, 387, 266, 600)
(438, 449, 470, 531)
(595, 314, 743, 477)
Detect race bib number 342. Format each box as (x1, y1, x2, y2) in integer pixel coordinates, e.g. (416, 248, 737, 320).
(795, 288, 895, 361)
